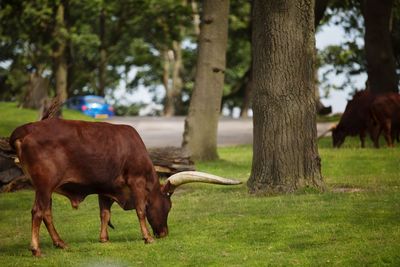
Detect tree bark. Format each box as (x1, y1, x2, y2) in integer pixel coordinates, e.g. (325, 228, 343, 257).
(162, 49, 173, 116)
(361, 0, 398, 93)
(182, 0, 230, 161)
(240, 67, 253, 118)
(54, 2, 68, 102)
(314, 0, 331, 115)
(314, 0, 330, 28)
(98, 7, 107, 97)
(21, 71, 49, 109)
(190, 0, 201, 36)
(163, 41, 184, 117)
(247, 0, 325, 194)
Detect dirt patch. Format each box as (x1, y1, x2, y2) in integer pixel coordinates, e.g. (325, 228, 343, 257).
(331, 187, 364, 193)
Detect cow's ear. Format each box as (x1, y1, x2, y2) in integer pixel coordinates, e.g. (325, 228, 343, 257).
(161, 181, 176, 196)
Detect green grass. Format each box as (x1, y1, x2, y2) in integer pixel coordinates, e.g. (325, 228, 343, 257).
(0, 102, 399, 265)
(0, 102, 94, 137)
(0, 141, 399, 266)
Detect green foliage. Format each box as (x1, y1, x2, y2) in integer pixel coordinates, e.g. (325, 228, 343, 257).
(0, 0, 255, 114)
(113, 103, 142, 116)
(0, 144, 399, 265)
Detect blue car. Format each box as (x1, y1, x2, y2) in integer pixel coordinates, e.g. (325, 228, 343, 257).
(65, 95, 114, 118)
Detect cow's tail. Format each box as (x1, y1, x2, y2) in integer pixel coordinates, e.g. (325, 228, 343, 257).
(9, 96, 62, 152)
(40, 96, 63, 120)
(9, 123, 34, 151)
(108, 220, 115, 229)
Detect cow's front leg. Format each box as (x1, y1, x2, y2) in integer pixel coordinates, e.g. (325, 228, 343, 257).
(135, 203, 154, 244)
(98, 195, 114, 243)
(129, 179, 154, 244)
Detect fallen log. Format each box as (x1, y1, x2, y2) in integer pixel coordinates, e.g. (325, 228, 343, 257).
(148, 146, 195, 177)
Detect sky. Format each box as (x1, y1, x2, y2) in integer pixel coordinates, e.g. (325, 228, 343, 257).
(113, 23, 366, 115)
(315, 24, 366, 113)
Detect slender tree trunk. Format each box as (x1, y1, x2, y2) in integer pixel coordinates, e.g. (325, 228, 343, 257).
(163, 41, 184, 117)
(162, 49, 173, 116)
(240, 66, 253, 118)
(314, 0, 330, 28)
(247, 0, 325, 194)
(22, 70, 49, 109)
(314, 0, 331, 114)
(182, 0, 230, 161)
(240, 3, 253, 118)
(361, 0, 398, 93)
(190, 0, 201, 36)
(99, 7, 107, 97)
(171, 40, 183, 113)
(54, 2, 68, 102)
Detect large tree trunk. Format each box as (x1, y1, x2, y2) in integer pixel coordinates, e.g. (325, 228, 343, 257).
(182, 0, 230, 161)
(361, 0, 398, 93)
(247, 0, 325, 194)
(54, 2, 68, 102)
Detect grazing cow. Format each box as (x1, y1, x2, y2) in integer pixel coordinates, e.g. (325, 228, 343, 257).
(370, 93, 400, 147)
(9, 116, 241, 257)
(332, 90, 377, 148)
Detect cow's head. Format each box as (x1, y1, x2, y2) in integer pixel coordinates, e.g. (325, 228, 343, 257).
(332, 125, 345, 148)
(146, 171, 241, 238)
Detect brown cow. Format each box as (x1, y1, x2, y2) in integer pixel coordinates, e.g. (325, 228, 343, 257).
(332, 90, 377, 148)
(370, 93, 400, 147)
(9, 117, 241, 256)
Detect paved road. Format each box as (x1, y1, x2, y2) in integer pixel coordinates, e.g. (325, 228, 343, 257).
(108, 116, 334, 148)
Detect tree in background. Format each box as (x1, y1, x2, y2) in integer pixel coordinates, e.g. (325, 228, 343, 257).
(248, 0, 325, 194)
(53, 0, 68, 102)
(182, 0, 230, 160)
(318, 0, 400, 96)
(361, 0, 398, 93)
(0, 0, 54, 108)
(221, 0, 252, 117)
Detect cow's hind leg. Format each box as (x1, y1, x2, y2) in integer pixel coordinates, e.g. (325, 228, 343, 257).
(98, 195, 114, 243)
(360, 130, 366, 148)
(382, 120, 394, 147)
(31, 190, 52, 256)
(43, 198, 67, 249)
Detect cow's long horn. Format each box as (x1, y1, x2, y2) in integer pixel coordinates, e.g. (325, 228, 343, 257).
(163, 171, 242, 193)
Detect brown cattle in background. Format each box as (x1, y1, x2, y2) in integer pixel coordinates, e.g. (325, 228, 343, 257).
(370, 93, 400, 147)
(332, 90, 377, 148)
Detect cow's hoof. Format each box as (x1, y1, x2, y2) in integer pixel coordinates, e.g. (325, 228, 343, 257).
(144, 237, 154, 244)
(54, 240, 67, 249)
(31, 248, 41, 257)
(99, 238, 109, 243)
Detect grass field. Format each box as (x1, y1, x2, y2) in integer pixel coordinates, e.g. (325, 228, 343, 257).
(0, 103, 399, 266)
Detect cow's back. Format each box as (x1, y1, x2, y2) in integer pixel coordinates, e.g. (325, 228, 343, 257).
(11, 118, 155, 199)
(371, 93, 400, 121)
